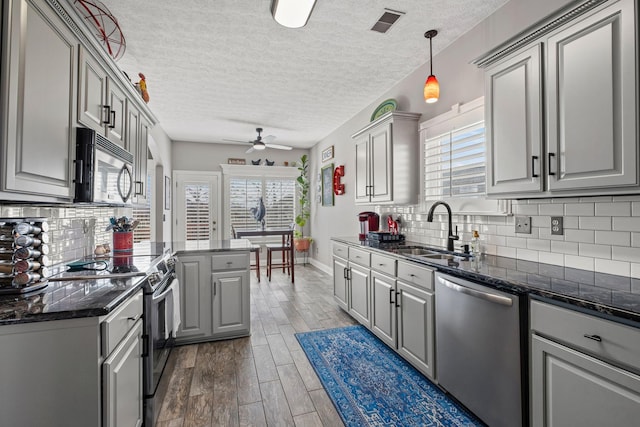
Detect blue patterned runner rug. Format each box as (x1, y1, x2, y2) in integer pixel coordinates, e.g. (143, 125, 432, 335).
(296, 325, 483, 427)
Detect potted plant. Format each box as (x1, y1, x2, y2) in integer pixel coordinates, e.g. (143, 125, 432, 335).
(294, 154, 312, 252)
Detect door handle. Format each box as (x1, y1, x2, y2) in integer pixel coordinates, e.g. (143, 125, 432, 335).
(211, 277, 216, 296)
(583, 334, 602, 342)
(532, 156, 539, 178)
(395, 291, 400, 308)
(109, 110, 116, 129)
(438, 277, 513, 306)
(389, 288, 394, 304)
(135, 181, 144, 196)
(548, 152, 556, 176)
(102, 105, 111, 125)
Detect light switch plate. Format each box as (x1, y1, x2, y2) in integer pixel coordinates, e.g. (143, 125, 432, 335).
(551, 216, 564, 235)
(515, 216, 532, 234)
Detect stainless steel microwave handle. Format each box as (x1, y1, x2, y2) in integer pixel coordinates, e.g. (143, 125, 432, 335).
(438, 276, 513, 307)
(117, 165, 133, 202)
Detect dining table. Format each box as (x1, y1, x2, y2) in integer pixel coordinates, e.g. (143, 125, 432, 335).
(234, 227, 295, 283)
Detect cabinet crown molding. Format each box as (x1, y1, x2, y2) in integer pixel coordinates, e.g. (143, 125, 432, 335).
(351, 111, 421, 139)
(473, 0, 608, 68)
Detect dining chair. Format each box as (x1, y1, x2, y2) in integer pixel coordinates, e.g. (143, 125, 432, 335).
(231, 226, 261, 282)
(266, 223, 294, 281)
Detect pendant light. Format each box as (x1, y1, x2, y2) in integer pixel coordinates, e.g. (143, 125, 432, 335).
(423, 29, 439, 104)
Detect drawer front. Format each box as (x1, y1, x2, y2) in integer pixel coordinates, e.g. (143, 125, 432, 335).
(102, 290, 143, 356)
(211, 252, 250, 271)
(348, 247, 371, 267)
(370, 253, 396, 276)
(397, 261, 433, 291)
(332, 242, 349, 258)
(531, 300, 640, 372)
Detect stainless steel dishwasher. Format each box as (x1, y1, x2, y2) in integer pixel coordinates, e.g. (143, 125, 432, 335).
(435, 272, 527, 427)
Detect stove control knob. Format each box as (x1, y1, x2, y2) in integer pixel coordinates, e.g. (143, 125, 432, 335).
(147, 271, 162, 286)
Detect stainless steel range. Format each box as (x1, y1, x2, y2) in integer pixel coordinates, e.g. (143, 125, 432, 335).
(135, 253, 179, 427)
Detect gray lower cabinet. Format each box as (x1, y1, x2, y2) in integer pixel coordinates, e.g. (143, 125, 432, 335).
(332, 255, 348, 310)
(176, 251, 250, 344)
(102, 318, 144, 427)
(335, 243, 436, 380)
(530, 300, 640, 426)
(348, 263, 371, 327)
(1, 0, 77, 200)
(396, 280, 434, 379)
(0, 290, 143, 427)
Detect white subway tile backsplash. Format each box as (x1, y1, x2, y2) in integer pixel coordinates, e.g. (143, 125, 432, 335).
(613, 217, 640, 232)
(595, 231, 631, 246)
(514, 204, 539, 215)
(595, 259, 630, 276)
(539, 251, 564, 266)
(578, 243, 611, 259)
(595, 202, 631, 216)
(516, 248, 539, 262)
(551, 240, 580, 255)
(633, 202, 640, 216)
(631, 263, 640, 280)
(531, 216, 547, 228)
(611, 246, 640, 263)
(565, 203, 594, 216)
(632, 233, 640, 248)
(578, 217, 611, 230)
(582, 196, 613, 202)
(527, 239, 551, 252)
(506, 236, 528, 249)
(539, 204, 564, 216)
(565, 229, 595, 243)
(563, 216, 579, 229)
(565, 255, 594, 271)
(496, 246, 517, 258)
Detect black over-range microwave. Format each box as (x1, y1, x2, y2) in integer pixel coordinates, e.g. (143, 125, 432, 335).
(74, 127, 134, 205)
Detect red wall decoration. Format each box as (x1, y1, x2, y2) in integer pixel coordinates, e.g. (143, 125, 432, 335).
(333, 165, 345, 195)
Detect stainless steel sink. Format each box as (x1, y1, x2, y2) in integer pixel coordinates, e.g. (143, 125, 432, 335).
(420, 253, 456, 260)
(395, 247, 438, 256)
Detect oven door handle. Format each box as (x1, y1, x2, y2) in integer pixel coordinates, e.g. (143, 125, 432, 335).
(153, 282, 174, 303)
(438, 277, 513, 307)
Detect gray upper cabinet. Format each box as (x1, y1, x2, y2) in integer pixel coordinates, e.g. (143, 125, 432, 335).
(352, 112, 421, 205)
(546, 0, 637, 191)
(479, 0, 638, 198)
(1, 0, 77, 200)
(78, 46, 127, 150)
(128, 102, 151, 205)
(485, 44, 543, 195)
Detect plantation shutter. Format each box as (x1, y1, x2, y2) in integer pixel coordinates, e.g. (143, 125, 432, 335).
(229, 178, 262, 228)
(185, 183, 211, 242)
(424, 121, 486, 199)
(264, 179, 295, 228)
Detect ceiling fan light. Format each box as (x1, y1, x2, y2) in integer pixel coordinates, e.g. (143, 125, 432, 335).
(424, 75, 439, 104)
(254, 141, 266, 150)
(271, 0, 317, 28)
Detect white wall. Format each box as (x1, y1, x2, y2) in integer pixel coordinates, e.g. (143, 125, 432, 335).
(309, 0, 593, 268)
(150, 126, 173, 242)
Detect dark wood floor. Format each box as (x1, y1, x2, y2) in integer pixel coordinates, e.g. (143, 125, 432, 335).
(156, 264, 357, 427)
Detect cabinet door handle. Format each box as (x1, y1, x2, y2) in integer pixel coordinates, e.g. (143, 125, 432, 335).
(74, 159, 83, 184)
(548, 152, 556, 176)
(389, 288, 395, 304)
(212, 277, 217, 296)
(532, 155, 539, 178)
(583, 334, 602, 342)
(395, 291, 400, 308)
(109, 110, 116, 128)
(102, 105, 111, 124)
(135, 181, 144, 196)
(343, 267, 347, 279)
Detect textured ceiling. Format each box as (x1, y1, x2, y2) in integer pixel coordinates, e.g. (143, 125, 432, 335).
(100, 0, 508, 148)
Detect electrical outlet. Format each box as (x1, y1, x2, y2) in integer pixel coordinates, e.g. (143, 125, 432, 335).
(515, 216, 532, 234)
(551, 216, 564, 235)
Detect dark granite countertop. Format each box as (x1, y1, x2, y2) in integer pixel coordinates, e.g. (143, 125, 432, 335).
(172, 239, 253, 254)
(332, 237, 640, 325)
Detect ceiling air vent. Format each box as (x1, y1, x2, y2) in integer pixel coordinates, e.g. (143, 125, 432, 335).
(371, 9, 404, 33)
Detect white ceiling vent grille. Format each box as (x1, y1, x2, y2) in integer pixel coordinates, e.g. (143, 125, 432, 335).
(371, 9, 404, 33)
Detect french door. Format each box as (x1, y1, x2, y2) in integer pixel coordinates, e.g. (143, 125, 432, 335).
(173, 171, 221, 249)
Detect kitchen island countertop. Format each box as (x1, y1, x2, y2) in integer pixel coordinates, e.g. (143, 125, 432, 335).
(332, 237, 640, 325)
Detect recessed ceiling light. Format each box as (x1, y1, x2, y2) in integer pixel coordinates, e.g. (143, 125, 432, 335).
(271, 0, 317, 28)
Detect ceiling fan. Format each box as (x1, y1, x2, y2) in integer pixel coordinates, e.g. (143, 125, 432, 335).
(223, 128, 293, 153)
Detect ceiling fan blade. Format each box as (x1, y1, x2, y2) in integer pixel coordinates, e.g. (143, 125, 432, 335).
(265, 143, 292, 150)
(245, 146, 255, 154)
(223, 138, 251, 144)
(263, 135, 276, 143)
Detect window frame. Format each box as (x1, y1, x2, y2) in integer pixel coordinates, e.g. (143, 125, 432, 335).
(419, 97, 511, 215)
(221, 164, 299, 241)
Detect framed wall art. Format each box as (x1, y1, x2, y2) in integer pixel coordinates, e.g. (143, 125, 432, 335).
(321, 145, 334, 162)
(321, 164, 334, 206)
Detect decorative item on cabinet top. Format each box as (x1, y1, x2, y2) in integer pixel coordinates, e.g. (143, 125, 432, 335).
(72, 0, 126, 61)
(371, 99, 398, 121)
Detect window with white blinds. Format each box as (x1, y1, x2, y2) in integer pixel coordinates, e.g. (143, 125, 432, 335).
(184, 183, 211, 242)
(133, 169, 152, 243)
(228, 176, 296, 242)
(423, 121, 486, 199)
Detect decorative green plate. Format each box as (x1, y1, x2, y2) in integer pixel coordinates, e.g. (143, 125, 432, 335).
(370, 99, 398, 122)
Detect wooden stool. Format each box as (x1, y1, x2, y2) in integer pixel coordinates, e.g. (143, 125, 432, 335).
(266, 233, 292, 281)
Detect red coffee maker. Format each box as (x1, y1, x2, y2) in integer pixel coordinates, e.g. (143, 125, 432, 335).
(358, 212, 380, 240)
